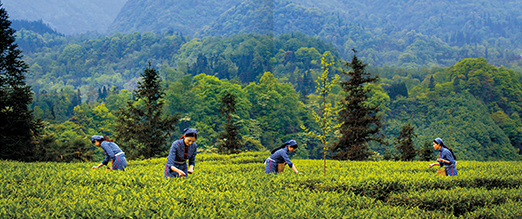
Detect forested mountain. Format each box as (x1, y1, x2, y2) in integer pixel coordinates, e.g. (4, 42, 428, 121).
(14, 27, 522, 161)
(110, 0, 522, 69)
(1, 0, 127, 34)
(11, 20, 62, 36)
(108, 0, 244, 36)
(6, 1, 522, 161)
(19, 31, 340, 94)
(377, 63, 522, 161)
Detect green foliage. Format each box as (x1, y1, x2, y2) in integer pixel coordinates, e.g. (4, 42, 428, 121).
(115, 63, 179, 159)
(72, 103, 116, 137)
(383, 84, 521, 161)
(109, 0, 243, 36)
(0, 5, 41, 161)
(217, 92, 242, 154)
(378, 58, 522, 161)
(197, 0, 275, 37)
(31, 87, 81, 121)
(181, 74, 251, 151)
(332, 50, 384, 160)
(11, 22, 522, 162)
(134, 0, 522, 68)
(418, 141, 436, 161)
(301, 53, 340, 174)
(104, 87, 132, 112)
(19, 30, 343, 97)
(1, 154, 522, 218)
(394, 123, 417, 161)
(35, 121, 93, 162)
(245, 72, 305, 150)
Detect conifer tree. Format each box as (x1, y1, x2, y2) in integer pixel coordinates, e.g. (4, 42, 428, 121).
(428, 75, 436, 90)
(115, 62, 179, 159)
(0, 4, 41, 161)
(217, 92, 242, 154)
(331, 49, 383, 161)
(395, 123, 417, 161)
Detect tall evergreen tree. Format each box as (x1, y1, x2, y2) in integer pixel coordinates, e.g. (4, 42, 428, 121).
(115, 62, 179, 159)
(428, 75, 436, 90)
(331, 49, 384, 161)
(395, 123, 417, 161)
(0, 4, 41, 161)
(217, 92, 242, 154)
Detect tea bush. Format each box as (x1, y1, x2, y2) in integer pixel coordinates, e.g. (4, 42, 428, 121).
(1, 152, 521, 218)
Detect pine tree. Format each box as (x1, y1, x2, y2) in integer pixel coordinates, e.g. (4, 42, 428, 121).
(428, 75, 435, 90)
(331, 49, 384, 161)
(217, 92, 242, 154)
(0, 4, 41, 161)
(115, 62, 179, 159)
(395, 123, 417, 161)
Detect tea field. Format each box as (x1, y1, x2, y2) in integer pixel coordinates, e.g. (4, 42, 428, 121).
(1, 152, 521, 218)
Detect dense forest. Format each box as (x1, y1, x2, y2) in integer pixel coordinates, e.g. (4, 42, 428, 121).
(110, 0, 522, 69)
(3, 0, 522, 162)
(9, 20, 521, 161)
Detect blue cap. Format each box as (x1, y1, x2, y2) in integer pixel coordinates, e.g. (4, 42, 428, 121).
(183, 128, 198, 135)
(285, 140, 297, 147)
(434, 138, 445, 147)
(91, 135, 104, 142)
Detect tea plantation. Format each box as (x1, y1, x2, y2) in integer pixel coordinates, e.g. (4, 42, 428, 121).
(1, 152, 521, 218)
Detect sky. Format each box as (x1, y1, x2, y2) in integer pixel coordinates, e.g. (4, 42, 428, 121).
(1, 0, 128, 34)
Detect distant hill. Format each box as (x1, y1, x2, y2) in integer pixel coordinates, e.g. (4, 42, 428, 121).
(1, 0, 127, 35)
(112, 0, 522, 47)
(109, 0, 522, 68)
(108, 0, 244, 36)
(12, 19, 63, 36)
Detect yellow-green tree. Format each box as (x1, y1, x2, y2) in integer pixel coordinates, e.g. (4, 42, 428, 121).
(301, 52, 340, 175)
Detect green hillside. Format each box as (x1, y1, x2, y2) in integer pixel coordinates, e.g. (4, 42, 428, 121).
(110, 0, 522, 69)
(13, 28, 522, 161)
(108, 0, 244, 35)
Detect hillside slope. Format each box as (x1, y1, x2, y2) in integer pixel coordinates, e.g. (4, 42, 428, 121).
(108, 0, 244, 36)
(113, 0, 522, 43)
(109, 0, 522, 68)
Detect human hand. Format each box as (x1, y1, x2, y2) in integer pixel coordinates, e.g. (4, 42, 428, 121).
(428, 163, 434, 168)
(178, 171, 187, 177)
(92, 166, 99, 169)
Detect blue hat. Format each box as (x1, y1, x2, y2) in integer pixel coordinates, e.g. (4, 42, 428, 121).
(284, 140, 297, 147)
(183, 128, 198, 135)
(434, 138, 446, 147)
(91, 135, 104, 142)
(271, 139, 298, 154)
